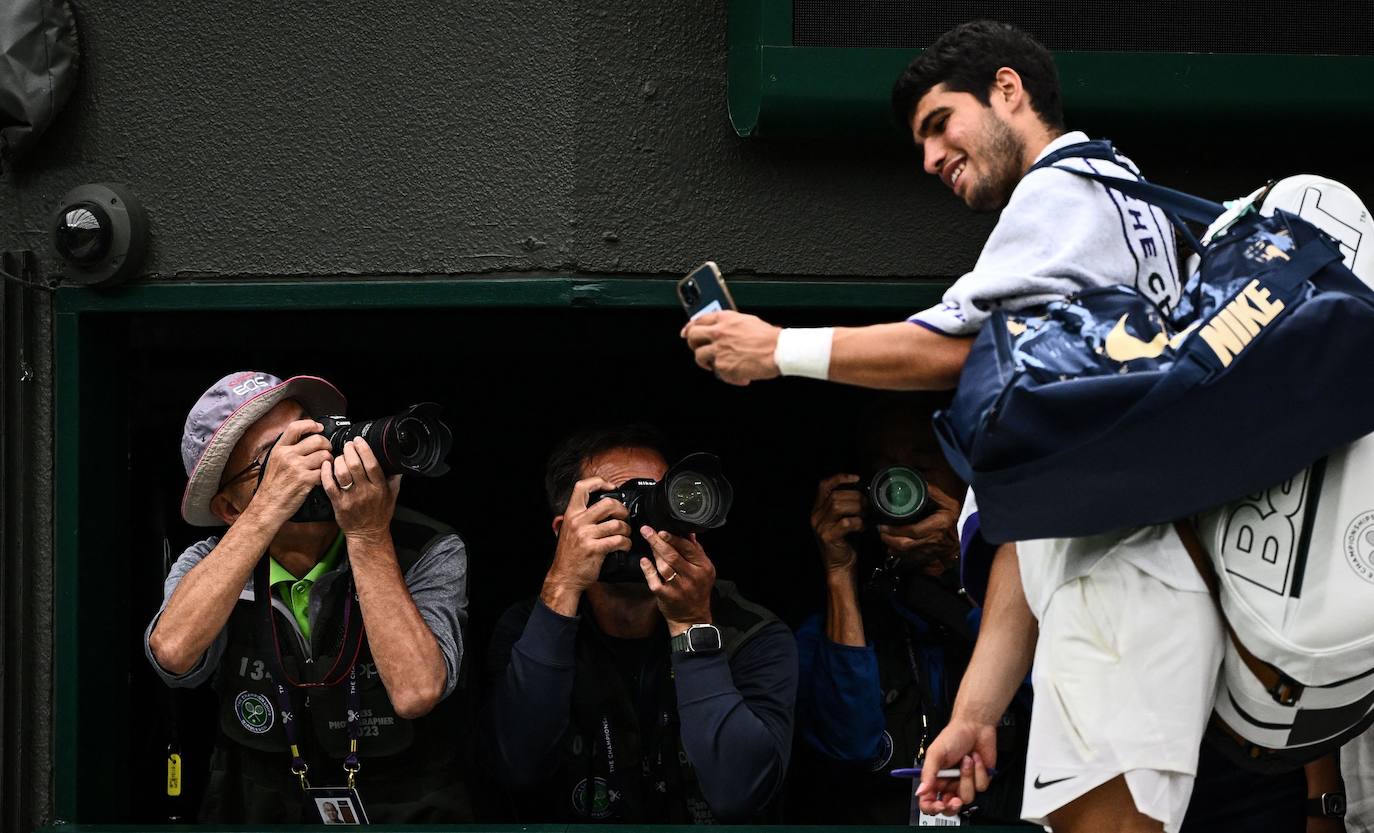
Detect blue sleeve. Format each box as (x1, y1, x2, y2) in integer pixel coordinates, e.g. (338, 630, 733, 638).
(671, 620, 798, 822)
(794, 613, 887, 763)
(482, 599, 579, 790)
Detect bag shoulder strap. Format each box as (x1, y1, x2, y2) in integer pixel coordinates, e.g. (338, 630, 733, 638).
(1030, 139, 1227, 228)
(1172, 520, 1305, 706)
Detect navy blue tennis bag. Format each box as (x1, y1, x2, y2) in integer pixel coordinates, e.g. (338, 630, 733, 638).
(935, 142, 1374, 544)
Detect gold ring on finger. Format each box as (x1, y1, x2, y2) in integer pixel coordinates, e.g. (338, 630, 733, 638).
(663, 571, 677, 583)
(339, 479, 355, 491)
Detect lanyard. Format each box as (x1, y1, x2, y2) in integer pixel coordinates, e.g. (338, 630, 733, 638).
(252, 556, 366, 790)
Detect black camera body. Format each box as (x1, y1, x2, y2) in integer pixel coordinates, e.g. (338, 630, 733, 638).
(842, 465, 931, 525)
(589, 452, 733, 582)
(263, 402, 454, 523)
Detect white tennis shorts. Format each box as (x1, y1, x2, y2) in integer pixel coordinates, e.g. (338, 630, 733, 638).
(1018, 548, 1225, 833)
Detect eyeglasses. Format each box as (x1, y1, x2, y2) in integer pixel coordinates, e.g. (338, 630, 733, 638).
(219, 436, 279, 489)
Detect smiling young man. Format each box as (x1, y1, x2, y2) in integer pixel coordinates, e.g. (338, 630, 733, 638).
(681, 20, 1223, 833)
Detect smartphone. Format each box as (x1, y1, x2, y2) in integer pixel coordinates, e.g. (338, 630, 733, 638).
(677, 261, 738, 320)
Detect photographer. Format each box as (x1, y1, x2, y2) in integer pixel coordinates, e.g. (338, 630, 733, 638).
(790, 397, 1029, 825)
(482, 425, 797, 823)
(144, 372, 470, 822)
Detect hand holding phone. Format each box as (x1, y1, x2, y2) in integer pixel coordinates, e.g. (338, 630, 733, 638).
(677, 261, 737, 320)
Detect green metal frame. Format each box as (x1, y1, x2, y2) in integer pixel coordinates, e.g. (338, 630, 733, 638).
(727, 0, 1374, 139)
(50, 274, 947, 825)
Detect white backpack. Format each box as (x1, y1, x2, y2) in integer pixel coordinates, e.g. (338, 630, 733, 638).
(1190, 174, 1374, 771)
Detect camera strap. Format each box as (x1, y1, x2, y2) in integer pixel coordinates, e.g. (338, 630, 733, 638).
(252, 555, 366, 791)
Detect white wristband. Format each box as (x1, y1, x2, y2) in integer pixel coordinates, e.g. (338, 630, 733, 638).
(774, 327, 834, 380)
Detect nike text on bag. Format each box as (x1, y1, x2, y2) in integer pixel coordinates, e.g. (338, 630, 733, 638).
(935, 145, 1374, 545)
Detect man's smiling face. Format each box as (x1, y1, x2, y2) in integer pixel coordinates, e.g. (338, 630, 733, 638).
(911, 83, 1026, 213)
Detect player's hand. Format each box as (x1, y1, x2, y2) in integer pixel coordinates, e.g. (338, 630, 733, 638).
(915, 719, 996, 816)
(810, 474, 863, 574)
(680, 311, 782, 386)
(876, 481, 961, 575)
(639, 529, 715, 634)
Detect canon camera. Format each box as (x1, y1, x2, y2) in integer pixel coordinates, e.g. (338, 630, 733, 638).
(261, 402, 454, 522)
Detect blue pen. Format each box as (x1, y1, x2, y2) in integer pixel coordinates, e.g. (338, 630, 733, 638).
(890, 766, 998, 779)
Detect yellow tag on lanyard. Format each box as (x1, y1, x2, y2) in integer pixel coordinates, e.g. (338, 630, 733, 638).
(166, 753, 183, 796)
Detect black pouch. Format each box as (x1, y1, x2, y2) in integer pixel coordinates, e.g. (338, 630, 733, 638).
(1, 0, 80, 171)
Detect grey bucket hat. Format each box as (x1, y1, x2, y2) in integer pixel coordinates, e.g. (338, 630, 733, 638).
(180, 371, 346, 526)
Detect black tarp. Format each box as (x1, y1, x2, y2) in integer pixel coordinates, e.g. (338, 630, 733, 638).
(0, 0, 78, 172)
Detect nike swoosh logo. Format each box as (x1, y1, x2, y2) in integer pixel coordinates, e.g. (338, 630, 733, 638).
(1033, 774, 1076, 789)
(1104, 313, 1168, 361)
(1103, 314, 1200, 362)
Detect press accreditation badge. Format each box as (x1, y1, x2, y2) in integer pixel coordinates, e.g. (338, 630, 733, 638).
(918, 811, 961, 826)
(910, 787, 960, 826)
(303, 786, 368, 825)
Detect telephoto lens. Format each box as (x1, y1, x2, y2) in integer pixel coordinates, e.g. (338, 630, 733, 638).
(588, 452, 734, 580)
(320, 402, 453, 477)
(863, 465, 931, 524)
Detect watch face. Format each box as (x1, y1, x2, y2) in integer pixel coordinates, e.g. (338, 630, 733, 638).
(687, 625, 722, 652)
(1328, 794, 1346, 817)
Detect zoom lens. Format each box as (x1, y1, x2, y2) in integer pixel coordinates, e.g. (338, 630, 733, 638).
(871, 466, 927, 521)
(668, 472, 717, 524)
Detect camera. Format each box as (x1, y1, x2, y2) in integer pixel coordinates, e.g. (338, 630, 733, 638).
(840, 465, 931, 525)
(263, 403, 454, 523)
(589, 452, 733, 582)
(318, 403, 452, 477)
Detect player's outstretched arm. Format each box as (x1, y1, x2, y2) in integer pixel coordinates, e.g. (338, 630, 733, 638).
(682, 312, 971, 391)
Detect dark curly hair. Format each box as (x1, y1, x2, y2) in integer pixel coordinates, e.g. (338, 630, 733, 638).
(891, 20, 1064, 135)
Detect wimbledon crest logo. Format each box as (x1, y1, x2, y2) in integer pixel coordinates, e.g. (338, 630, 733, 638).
(234, 691, 275, 734)
(1344, 511, 1374, 585)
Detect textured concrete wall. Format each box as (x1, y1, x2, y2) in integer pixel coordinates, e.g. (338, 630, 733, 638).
(0, 0, 1001, 282)
(4, 1, 1372, 282)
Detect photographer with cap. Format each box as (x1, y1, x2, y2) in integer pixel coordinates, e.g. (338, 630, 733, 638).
(789, 396, 1030, 826)
(145, 371, 470, 822)
(482, 425, 797, 824)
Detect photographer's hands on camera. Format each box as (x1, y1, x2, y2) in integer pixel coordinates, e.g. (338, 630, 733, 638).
(249, 419, 333, 525)
(877, 481, 960, 574)
(640, 528, 715, 636)
(541, 478, 633, 616)
(812, 477, 960, 575)
(250, 421, 399, 541)
(322, 436, 402, 542)
(812, 474, 864, 575)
